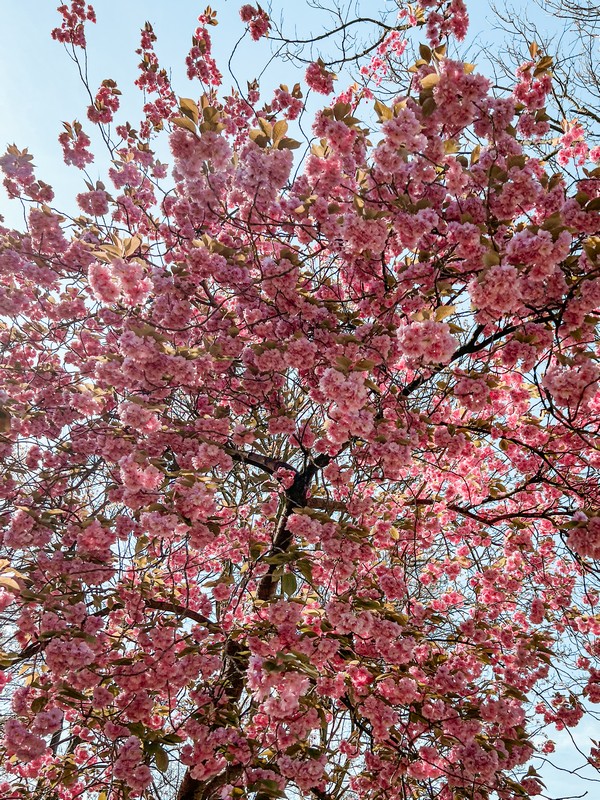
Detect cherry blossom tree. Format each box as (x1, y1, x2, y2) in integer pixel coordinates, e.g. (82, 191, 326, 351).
(486, 0, 599, 176)
(1, 2, 600, 800)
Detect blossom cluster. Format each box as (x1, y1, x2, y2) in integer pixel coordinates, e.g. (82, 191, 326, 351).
(0, 1, 599, 800)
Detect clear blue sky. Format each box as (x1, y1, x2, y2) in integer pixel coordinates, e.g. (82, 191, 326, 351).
(1, 2, 598, 797)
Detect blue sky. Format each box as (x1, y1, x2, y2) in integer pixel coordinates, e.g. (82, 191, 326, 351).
(1, 2, 599, 797)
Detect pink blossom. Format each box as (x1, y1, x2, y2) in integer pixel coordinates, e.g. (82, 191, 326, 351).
(305, 61, 336, 95)
(543, 362, 599, 410)
(3, 719, 46, 762)
(51, 1, 96, 48)
(319, 368, 369, 413)
(77, 188, 110, 216)
(239, 4, 271, 40)
(33, 708, 63, 735)
(58, 123, 94, 168)
(558, 122, 589, 166)
(469, 264, 522, 316)
(88, 80, 121, 124)
(113, 736, 152, 792)
(568, 516, 600, 560)
(454, 376, 490, 410)
(45, 638, 96, 673)
(185, 21, 222, 85)
(397, 320, 457, 364)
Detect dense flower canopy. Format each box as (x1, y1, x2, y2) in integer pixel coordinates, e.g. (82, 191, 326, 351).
(0, 2, 600, 799)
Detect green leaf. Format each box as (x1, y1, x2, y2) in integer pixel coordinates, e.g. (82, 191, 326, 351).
(155, 745, 169, 773)
(434, 305, 455, 322)
(179, 97, 199, 124)
(250, 542, 264, 560)
(161, 733, 183, 744)
(172, 116, 197, 135)
(281, 572, 297, 597)
(272, 119, 288, 145)
(278, 137, 301, 150)
(420, 73, 440, 89)
(374, 99, 392, 121)
(297, 559, 313, 583)
(257, 117, 273, 140)
(0, 407, 11, 432)
(249, 130, 270, 148)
